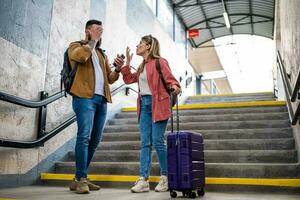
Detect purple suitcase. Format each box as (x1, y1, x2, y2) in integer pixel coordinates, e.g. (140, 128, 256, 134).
(167, 97, 205, 198)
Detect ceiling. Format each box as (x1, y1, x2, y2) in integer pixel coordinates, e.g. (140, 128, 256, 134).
(171, 0, 275, 47)
(188, 41, 223, 73)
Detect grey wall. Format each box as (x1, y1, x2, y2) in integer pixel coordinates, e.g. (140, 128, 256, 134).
(0, 0, 53, 58)
(0, 0, 194, 187)
(90, 0, 106, 21)
(0, 0, 89, 186)
(276, 0, 300, 161)
(126, 0, 155, 36)
(0, 0, 53, 141)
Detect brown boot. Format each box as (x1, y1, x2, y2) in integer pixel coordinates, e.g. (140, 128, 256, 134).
(87, 179, 101, 191)
(76, 178, 90, 194)
(69, 178, 78, 191)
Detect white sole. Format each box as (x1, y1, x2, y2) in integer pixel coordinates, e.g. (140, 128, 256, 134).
(131, 188, 150, 193)
(155, 188, 168, 192)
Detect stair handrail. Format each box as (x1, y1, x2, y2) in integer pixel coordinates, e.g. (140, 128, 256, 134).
(291, 65, 300, 102)
(0, 90, 64, 108)
(276, 50, 300, 125)
(0, 85, 134, 148)
(0, 115, 76, 148)
(0, 66, 188, 148)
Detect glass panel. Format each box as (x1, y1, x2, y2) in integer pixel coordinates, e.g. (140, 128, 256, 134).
(174, 15, 186, 57)
(144, 0, 156, 16)
(157, 0, 173, 38)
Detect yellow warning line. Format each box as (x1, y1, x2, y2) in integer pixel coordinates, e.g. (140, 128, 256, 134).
(206, 177, 300, 187)
(0, 198, 17, 200)
(122, 101, 286, 112)
(190, 91, 273, 98)
(40, 173, 160, 182)
(41, 173, 300, 187)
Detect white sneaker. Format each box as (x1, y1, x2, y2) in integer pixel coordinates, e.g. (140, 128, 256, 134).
(155, 175, 168, 192)
(131, 177, 150, 193)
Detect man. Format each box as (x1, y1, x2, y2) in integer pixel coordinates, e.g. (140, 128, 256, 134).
(68, 19, 124, 194)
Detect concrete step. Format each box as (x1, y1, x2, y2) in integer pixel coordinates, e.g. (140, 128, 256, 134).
(98, 138, 294, 151)
(55, 162, 300, 178)
(103, 128, 293, 141)
(42, 93, 300, 190)
(108, 112, 289, 125)
(68, 150, 297, 163)
(115, 106, 287, 119)
(104, 120, 290, 133)
(185, 97, 275, 104)
(41, 92, 300, 191)
(187, 93, 274, 100)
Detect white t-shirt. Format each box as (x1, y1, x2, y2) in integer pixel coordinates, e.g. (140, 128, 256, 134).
(91, 48, 104, 96)
(139, 64, 152, 95)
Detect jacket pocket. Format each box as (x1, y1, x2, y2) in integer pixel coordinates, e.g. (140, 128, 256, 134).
(158, 93, 169, 102)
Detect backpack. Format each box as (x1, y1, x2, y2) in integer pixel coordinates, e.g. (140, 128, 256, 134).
(60, 41, 106, 96)
(60, 41, 83, 96)
(60, 49, 75, 96)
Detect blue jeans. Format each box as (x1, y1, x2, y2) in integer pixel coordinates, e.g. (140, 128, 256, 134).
(139, 95, 168, 178)
(72, 95, 107, 180)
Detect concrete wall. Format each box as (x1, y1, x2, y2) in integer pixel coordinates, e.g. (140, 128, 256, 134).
(0, 0, 193, 187)
(276, 0, 300, 161)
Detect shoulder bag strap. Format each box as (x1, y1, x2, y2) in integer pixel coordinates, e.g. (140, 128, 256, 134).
(155, 59, 169, 94)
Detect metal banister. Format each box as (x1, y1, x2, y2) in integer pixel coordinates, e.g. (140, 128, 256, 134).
(0, 66, 188, 148)
(276, 50, 300, 125)
(0, 91, 64, 108)
(0, 86, 133, 148)
(0, 115, 76, 148)
(276, 51, 292, 97)
(291, 69, 300, 102)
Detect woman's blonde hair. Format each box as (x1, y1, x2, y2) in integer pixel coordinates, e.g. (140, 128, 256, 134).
(137, 35, 161, 73)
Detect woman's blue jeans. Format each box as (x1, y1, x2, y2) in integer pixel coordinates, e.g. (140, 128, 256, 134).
(72, 95, 107, 180)
(139, 95, 168, 178)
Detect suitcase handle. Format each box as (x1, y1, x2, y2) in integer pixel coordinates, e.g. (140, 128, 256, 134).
(170, 90, 179, 133)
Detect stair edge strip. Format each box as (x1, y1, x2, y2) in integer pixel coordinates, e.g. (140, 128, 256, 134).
(122, 101, 286, 112)
(40, 173, 300, 187)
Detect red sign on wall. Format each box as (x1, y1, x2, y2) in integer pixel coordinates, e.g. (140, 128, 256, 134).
(188, 29, 199, 38)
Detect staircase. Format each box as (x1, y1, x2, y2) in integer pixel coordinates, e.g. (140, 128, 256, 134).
(41, 92, 300, 190)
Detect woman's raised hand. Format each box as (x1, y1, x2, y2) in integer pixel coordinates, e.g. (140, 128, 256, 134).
(126, 46, 133, 66)
(171, 85, 181, 95)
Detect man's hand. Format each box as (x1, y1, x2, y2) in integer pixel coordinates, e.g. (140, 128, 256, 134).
(86, 24, 103, 42)
(114, 54, 125, 72)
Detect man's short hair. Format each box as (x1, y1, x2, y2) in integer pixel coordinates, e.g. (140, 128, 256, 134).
(85, 20, 102, 29)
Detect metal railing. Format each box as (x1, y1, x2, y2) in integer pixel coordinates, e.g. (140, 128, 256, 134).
(0, 90, 74, 148)
(0, 85, 135, 148)
(276, 50, 300, 125)
(0, 65, 189, 148)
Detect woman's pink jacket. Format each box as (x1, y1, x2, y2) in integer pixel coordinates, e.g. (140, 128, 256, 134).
(120, 58, 180, 122)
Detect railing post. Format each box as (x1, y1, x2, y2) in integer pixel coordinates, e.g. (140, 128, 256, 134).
(37, 91, 48, 139)
(125, 87, 130, 96)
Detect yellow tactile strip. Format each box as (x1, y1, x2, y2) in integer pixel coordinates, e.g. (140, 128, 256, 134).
(122, 101, 286, 112)
(41, 173, 300, 187)
(189, 91, 273, 98)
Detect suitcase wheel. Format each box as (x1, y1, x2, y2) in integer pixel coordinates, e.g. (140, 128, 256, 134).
(182, 190, 196, 199)
(197, 188, 205, 196)
(170, 190, 177, 198)
(188, 191, 196, 198)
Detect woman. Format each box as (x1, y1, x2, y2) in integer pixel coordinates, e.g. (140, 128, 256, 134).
(120, 35, 181, 193)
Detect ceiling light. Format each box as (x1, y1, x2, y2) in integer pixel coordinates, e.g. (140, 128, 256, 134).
(223, 12, 230, 29)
